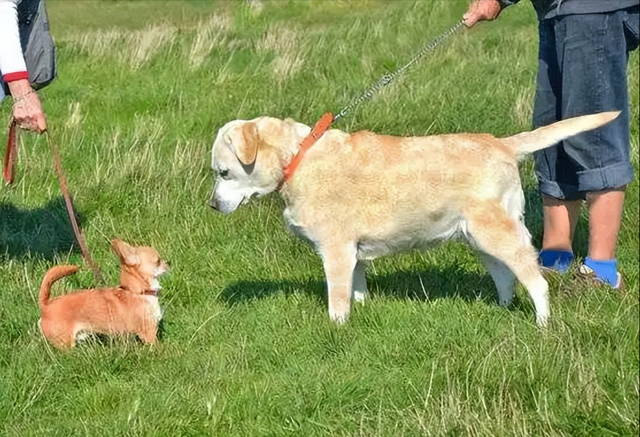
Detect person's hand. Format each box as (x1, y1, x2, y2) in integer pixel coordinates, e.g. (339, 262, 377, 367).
(7, 79, 47, 134)
(463, 0, 503, 28)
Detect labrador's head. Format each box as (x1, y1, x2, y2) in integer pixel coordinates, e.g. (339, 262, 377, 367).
(208, 117, 309, 213)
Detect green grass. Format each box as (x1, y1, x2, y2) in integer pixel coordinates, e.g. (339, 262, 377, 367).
(1, 1, 638, 435)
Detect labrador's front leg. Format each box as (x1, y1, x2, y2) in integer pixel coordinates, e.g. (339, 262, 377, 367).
(320, 243, 357, 324)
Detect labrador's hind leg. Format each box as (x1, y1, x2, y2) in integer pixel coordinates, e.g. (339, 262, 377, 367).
(464, 200, 549, 327)
(352, 261, 369, 304)
(476, 252, 516, 307)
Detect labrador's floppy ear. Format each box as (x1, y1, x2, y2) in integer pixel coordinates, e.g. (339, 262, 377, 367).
(232, 122, 259, 166)
(111, 239, 140, 266)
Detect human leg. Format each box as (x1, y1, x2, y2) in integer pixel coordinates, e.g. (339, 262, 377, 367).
(553, 10, 636, 287)
(541, 196, 581, 252)
(538, 196, 581, 272)
(583, 7, 639, 282)
(573, 188, 626, 289)
(586, 188, 626, 261)
(531, 20, 581, 272)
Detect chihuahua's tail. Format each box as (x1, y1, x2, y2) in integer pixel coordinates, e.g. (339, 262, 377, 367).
(500, 111, 620, 161)
(39, 265, 80, 308)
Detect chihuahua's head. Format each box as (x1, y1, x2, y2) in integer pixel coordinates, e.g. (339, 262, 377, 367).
(111, 239, 169, 295)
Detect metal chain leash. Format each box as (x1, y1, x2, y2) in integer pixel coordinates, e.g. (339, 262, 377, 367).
(333, 19, 465, 122)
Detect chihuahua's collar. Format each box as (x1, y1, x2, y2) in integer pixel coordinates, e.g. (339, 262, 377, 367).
(119, 285, 159, 297)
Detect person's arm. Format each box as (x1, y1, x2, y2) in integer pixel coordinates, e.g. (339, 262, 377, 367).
(0, 0, 27, 80)
(0, 0, 47, 133)
(463, 0, 518, 28)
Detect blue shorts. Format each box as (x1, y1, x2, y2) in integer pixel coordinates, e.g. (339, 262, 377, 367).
(533, 6, 639, 200)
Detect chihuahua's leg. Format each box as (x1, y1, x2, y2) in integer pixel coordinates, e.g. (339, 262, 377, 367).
(463, 200, 549, 327)
(320, 241, 357, 324)
(352, 261, 369, 304)
(40, 319, 75, 348)
(56, 336, 75, 349)
(137, 322, 158, 345)
(476, 252, 515, 307)
(47, 331, 75, 349)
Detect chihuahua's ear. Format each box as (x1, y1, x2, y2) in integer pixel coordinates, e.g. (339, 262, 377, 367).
(232, 122, 259, 166)
(111, 239, 140, 266)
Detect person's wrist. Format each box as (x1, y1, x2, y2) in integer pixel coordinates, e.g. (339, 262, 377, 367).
(6, 78, 33, 97)
(12, 89, 36, 104)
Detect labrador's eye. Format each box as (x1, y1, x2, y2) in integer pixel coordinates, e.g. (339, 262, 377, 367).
(218, 169, 229, 179)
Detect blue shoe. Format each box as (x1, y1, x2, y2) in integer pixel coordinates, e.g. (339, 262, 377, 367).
(577, 259, 624, 290)
(538, 250, 574, 274)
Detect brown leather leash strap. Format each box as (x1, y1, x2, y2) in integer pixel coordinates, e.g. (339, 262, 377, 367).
(3, 119, 104, 283)
(4, 119, 19, 185)
(45, 130, 104, 283)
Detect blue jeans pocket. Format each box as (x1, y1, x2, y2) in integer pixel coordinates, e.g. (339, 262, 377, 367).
(623, 6, 639, 51)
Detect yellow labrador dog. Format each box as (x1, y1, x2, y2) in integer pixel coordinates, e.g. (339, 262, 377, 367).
(209, 111, 619, 327)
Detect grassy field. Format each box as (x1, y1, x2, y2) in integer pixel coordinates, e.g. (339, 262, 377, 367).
(0, 0, 638, 435)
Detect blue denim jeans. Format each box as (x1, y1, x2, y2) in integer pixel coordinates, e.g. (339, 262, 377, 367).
(533, 6, 639, 200)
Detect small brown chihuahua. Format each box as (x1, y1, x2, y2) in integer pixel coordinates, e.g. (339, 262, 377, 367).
(38, 239, 169, 349)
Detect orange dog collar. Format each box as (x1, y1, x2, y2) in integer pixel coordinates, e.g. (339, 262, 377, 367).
(283, 112, 334, 182)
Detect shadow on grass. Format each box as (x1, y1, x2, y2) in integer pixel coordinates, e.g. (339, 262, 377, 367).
(75, 321, 166, 347)
(221, 185, 589, 319)
(222, 263, 534, 316)
(0, 197, 83, 260)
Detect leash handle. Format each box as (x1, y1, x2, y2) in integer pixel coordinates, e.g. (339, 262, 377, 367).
(45, 131, 104, 284)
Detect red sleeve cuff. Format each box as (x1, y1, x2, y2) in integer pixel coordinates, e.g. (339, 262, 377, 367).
(3, 71, 29, 82)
